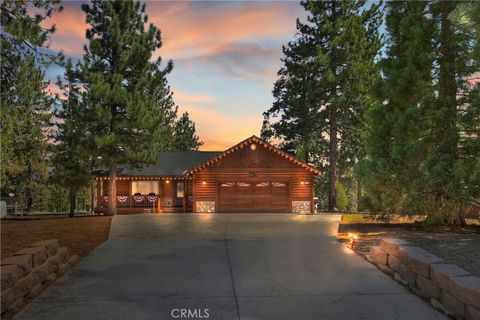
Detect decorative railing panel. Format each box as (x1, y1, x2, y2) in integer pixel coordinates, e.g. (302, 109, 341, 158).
(96, 195, 194, 210)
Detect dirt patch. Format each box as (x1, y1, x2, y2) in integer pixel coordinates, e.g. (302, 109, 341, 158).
(338, 223, 480, 277)
(1, 216, 112, 260)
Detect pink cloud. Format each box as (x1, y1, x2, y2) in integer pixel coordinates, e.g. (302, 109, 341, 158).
(150, 3, 300, 61)
(43, 4, 88, 56)
(173, 91, 214, 104)
(45, 2, 301, 61)
(41, 1, 302, 151)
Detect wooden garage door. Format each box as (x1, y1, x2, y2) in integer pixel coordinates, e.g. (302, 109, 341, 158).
(218, 181, 289, 212)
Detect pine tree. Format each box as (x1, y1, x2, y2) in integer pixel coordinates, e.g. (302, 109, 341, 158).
(262, 0, 381, 211)
(50, 62, 93, 217)
(77, 0, 174, 215)
(147, 74, 203, 151)
(420, 1, 479, 225)
(172, 112, 203, 151)
(359, 1, 435, 214)
(360, 1, 479, 224)
(0, 0, 63, 211)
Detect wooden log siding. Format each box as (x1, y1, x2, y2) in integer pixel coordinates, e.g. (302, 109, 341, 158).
(102, 180, 130, 196)
(191, 143, 316, 213)
(93, 136, 320, 214)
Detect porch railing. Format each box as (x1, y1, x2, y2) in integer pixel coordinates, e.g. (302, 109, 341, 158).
(99, 195, 160, 208)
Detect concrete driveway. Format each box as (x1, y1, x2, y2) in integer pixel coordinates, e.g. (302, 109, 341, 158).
(17, 213, 445, 320)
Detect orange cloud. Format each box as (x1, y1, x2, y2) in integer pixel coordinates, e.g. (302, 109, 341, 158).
(178, 104, 262, 151)
(43, 4, 88, 56)
(150, 3, 299, 60)
(173, 91, 214, 104)
(40, 2, 303, 151)
(44, 82, 63, 98)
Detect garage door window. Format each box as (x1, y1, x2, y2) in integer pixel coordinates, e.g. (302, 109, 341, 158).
(256, 182, 269, 187)
(237, 182, 251, 187)
(272, 182, 287, 187)
(220, 183, 234, 187)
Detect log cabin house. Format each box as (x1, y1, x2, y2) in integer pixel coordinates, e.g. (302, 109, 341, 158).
(93, 136, 321, 214)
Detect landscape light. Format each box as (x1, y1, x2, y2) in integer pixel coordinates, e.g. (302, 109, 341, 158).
(349, 233, 359, 249)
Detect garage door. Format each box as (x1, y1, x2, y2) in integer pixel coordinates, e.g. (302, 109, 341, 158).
(218, 181, 289, 212)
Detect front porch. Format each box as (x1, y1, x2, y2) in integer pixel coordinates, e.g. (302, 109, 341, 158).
(94, 176, 193, 214)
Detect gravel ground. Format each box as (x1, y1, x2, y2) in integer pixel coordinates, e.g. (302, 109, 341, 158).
(1, 216, 112, 259)
(338, 223, 480, 277)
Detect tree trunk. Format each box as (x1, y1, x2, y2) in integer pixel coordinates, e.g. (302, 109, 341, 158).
(25, 187, 32, 213)
(436, 2, 465, 226)
(357, 179, 362, 212)
(108, 163, 117, 216)
(328, 107, 338, 212)
(69, 187, 76, 218)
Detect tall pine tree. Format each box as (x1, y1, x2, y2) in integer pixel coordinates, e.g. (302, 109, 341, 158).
(0, 0, 63, 211)
(262, 0, 381, 211)
(51, 61, 93, 217)
(420, 1, 479, 224)
(77, 0, 173, 215)
(360, 1, 479, 224)
(359, 1, 435, 214)
(172, 112, 203, 151)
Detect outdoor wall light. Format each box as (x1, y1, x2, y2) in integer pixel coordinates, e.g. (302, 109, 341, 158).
(300, 181, 310, 185)
(250, 143, 257, 150)
(202, 181, 207, 185)
(166, 180, 170, 184)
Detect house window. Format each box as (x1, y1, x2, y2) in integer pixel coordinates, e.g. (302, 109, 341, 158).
(176, 182, 184, 198)
(132, 181, 159, 195)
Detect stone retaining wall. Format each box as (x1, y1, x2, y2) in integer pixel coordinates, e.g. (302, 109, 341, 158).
(369, 238, 480, 320)
(0, 239, 80, 319)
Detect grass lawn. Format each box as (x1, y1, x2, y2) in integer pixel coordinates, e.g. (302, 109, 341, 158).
(338, 221, 480, 277)
(1, 216, 112, 260)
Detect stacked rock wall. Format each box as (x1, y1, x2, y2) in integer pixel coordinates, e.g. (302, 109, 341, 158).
(370, 238, 480, 320)
(1, 239, 80, 319)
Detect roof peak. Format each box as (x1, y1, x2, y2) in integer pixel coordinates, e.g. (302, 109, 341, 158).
(187, 135, 321, 175)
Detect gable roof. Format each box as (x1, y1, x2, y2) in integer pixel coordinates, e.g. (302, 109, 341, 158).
(186, 135, 322, 175)
(94, 151, 220, 177)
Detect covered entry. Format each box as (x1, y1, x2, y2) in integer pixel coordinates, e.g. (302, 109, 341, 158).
(218, 181, 289, 212)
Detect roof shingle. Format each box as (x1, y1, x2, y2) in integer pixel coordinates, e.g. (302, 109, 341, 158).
(94, 151, 220, 177)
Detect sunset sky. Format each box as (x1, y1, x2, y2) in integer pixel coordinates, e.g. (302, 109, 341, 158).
(44, 1, 307, 150)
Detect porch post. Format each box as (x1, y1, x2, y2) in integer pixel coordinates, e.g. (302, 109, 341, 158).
(310, 175, 315, 214)
(183, 180, 187, 213)
(129, 179, 132, 208)
(192, 176, 196, 213)
(90, 181, 95, 214)
(158, 179, 162, 213)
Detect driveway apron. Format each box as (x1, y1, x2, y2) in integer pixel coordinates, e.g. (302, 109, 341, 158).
(16, 213, 446, 320)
